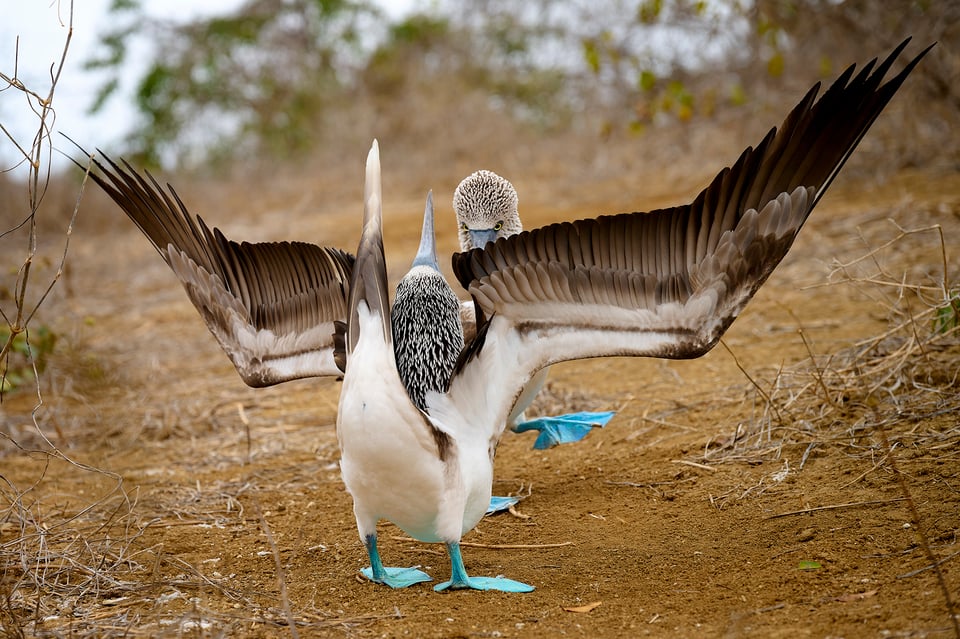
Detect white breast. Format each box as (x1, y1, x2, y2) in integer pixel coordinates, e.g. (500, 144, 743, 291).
(337, 302, 491, 543)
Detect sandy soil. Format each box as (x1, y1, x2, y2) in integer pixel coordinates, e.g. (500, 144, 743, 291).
(2, 165, 959, 638)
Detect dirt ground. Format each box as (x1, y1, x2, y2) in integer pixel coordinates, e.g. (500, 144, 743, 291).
(2, 161, 959, 638)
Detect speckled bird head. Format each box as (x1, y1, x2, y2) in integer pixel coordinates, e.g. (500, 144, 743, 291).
(453, 170, 522, 250)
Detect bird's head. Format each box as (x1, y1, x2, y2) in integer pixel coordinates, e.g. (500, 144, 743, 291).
(453, 170, 521, 250)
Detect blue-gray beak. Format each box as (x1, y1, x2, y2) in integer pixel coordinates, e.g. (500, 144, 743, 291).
(468, 228, 499, 249)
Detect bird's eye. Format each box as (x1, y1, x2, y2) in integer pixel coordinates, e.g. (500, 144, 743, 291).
(460, 222, 468, 231)
(494, 221, 504, 231)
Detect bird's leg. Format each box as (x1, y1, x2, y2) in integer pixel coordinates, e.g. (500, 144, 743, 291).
(360, 533, 432, 588)
(512, 410, 616, 450)
(434, 541, 534, 593)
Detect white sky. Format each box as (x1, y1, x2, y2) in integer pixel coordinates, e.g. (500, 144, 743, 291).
(0, 0, 414, 173)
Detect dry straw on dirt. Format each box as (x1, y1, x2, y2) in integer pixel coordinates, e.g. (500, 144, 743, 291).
(705, 218, 960, 470)
(4, 189, 958, 638)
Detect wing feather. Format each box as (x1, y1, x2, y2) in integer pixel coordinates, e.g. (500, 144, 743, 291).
(76, 149, 354, 386)
(451, 39, 930, 379)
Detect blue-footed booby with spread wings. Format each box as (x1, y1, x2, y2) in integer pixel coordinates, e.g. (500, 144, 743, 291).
(75, 38, 930, 592)
(337, 143, 532, 590)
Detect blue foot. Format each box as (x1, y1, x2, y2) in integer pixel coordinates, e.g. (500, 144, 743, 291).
(361, 533, 432, 588)
(434, 542, 534, 593)
(435, 575, 535, 592)
(486, 495, 522, 515)
(361, 565, 433, 588)
(514, 411, 616, 449)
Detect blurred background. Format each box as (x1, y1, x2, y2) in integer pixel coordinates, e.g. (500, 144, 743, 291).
(0, 0, 957, 368)
(3, 1, 957, 185)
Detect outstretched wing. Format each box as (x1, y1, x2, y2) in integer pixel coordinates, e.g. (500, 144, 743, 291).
(446, 38, 931, 431)
(80, 152, 355, 386)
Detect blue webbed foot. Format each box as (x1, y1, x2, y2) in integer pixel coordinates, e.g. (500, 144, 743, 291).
(361, 565, 433, 588)
(486, 495, 522, 515)
(434, 575, 535, 592)
(434, 542, 534, 593)
(514, 411, 616, 449)
(361, 533, 432, 588)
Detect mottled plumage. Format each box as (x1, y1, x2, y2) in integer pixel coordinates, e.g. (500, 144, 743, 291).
(392, 266, 464, 410)
(454, 170, 522, 249)
(391, 192, 466, 411)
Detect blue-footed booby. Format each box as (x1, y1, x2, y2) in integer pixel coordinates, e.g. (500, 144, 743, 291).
(75, 38, 931, 592)
(454, 170, 615, 450)
(338, 143, 532, 590)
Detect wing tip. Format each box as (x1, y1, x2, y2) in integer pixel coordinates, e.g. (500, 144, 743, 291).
(364, 139, 381, 217)
(347, 140, 391, 355)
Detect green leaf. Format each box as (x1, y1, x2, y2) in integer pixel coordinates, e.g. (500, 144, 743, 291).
(798, 560, 821, 571)
(0, 324, 56, 394)
(110, 0, 140, 11)
(767, 52, 784, 78)
(638, 0, 663, 23)
(583, 38, 601, 74)
(88, 78, 120, 115)
(390, 15, 449, 44)
(136, 64, 174, 109)
(933, 292, 960, 334)
(729, 82, 746, 106)
(204, 15, 268, 43)
(819, 55, 833, 77)
(639, 69, 656, 92)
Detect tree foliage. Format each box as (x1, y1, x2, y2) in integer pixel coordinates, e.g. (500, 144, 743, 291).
(86, 0, 957, 169)
(86, 0, 383, 167)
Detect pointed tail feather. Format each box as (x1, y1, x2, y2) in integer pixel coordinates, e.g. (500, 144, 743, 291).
(346, 140, 392, 356)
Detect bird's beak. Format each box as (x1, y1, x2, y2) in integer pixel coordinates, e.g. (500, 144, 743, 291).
(412, 191, 440, 270)
(468, 228, 499, 250)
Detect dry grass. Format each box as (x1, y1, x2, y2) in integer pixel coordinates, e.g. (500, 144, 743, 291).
(3, 194, 957, 636)
(0, 3, 129, 635)
(701, 210, 960, 467)
(687, 207, 960, 636)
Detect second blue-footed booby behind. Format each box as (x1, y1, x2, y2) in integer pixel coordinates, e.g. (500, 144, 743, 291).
(453, 170, 615, 450)
(75, 37, 931, 592)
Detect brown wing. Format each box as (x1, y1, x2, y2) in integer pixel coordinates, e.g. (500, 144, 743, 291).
(80, 152, 354, 386)
(451, 38, 931, 367)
